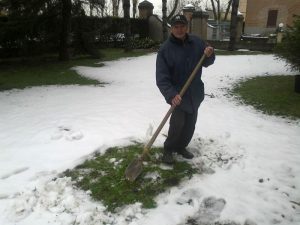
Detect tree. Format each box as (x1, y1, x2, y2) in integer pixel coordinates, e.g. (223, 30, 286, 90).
(59, 0, 72, 61)
(132, 0, 138, 18)
(274, 16, 300, 72)
(210, 0, 232, 21)
(0, 0, 104, 60)
(228, 0, 239, 51)
(123, 0, 131, 51)
(112, 0, 121, 16)
(162, 0, 168, 40)
(223, 0, 232, 21)
(89, 0, 106, 17)
(0, 0, 61, 57)
(275, 16, 300, 93)
(166, 0, 203, 18)
(162, 0, 180, 41)
(166, 0, 179, 20)
(210, 0, 220, 21)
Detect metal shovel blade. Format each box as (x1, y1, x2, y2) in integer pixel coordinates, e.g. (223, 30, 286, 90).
(125, 157, 144, 181)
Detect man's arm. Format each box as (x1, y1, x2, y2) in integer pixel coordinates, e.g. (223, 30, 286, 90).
(156, 50, 178, 104)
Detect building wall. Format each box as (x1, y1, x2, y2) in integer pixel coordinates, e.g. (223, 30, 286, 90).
(239, 0, 248, 18)
(244, 0, 300, 34)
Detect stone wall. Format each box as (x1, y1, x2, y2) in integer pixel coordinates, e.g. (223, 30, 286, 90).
(148, 15, 170, 42)
(208, 40, 275, 52)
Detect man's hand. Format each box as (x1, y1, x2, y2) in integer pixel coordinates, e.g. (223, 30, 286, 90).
(204, 46, 214, 57)
(171, 94, 182, 106)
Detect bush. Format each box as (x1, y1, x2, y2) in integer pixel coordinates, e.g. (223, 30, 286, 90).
(274, 15, 300, 72)
(131, 37, 159, 49)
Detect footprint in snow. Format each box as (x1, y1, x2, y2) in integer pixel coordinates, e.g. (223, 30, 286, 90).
(51, 126, 83, 141)
(186, 196, 226, 225)
(176, 188, 202, 206)
(0, 167, 29, 180)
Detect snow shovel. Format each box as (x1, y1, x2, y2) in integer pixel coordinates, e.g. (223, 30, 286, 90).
(125, 54, 207, 181)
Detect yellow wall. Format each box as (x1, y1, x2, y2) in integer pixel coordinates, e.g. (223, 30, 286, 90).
(244, 0, 300, 34)
(239, 0, 248, 18)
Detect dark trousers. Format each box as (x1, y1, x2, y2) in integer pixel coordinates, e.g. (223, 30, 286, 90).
(164, 107, 198, 152)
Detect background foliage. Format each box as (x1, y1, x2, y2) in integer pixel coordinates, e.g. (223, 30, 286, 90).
(0, 0, 152, 59)
(274, 15, 300, 72)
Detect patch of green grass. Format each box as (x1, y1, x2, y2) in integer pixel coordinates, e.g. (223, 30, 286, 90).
(231, 75, 300, 119)
(63, 144, 198, 212)
(215, 49, 271, 55)
(0, 48, 149, 91)
(101, 48, 153, 61)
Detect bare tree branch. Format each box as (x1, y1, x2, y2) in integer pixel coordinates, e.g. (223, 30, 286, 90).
(223, 0, 232, 21)
(210, 0, 217, 20)
(167, 0, 179, 20)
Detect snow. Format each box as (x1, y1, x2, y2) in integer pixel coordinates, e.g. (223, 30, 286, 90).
(0, 54, 300, 225)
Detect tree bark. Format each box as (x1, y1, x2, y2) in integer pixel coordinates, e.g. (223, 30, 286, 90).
(167, 0, 179, 21)
(123, 0, 131, 51)
(223, 0, 232, 21)
(132, 0, 138, 18)
(295, 75, 300, 93)
(210, 0, 218, 21)
(162, 0, 168, 41)
(228, 0, 239, 51)
(59, 0, 72, 61)
(217, 0, 221, 21)
(112, 0, 120, 17)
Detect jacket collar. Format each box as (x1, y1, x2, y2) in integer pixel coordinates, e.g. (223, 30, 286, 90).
(169, 33, 192, 45)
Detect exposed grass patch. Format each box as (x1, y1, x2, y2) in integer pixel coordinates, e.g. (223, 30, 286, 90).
(215, 49, 271, 55)
(231, 75, 300, 119)
(0, 48, 149, 91)
(63, 144, 198, 212)
(100, 48, 153, 61)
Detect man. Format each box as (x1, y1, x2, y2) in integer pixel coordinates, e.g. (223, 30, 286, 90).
(156, 14, 215, 164)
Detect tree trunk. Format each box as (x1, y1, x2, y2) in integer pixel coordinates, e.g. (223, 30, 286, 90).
(295, 75, 300, 93)
(228, 0, 239, 51)
(210, 0, 218, 21)
(162, 0, 168, 41)
(166, 0, 179, 21)
(132, 0, 138, 18)
(59, 0, 72, 61)
(223, 0, 232, 21)
(112, 0, 120, 17)
(217, 0, 221, 21)
(123, 0, 131, 51)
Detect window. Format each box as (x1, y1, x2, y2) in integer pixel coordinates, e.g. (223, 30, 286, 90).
(267, 10, 278, 27)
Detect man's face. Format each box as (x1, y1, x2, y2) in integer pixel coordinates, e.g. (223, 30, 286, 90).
(171, 23, 188, 40)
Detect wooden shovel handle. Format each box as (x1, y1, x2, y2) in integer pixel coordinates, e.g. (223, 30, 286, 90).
(142, 54, 207, 157)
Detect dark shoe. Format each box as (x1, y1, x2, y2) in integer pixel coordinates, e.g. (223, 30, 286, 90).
(177, 149, 194, 159)
(162, 151, 174, 164)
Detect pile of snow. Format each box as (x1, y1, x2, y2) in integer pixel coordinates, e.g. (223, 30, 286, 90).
(0, 54, 299, 225)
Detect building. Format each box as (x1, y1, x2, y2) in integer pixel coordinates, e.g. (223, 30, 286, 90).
(243, 0, 300, 35)
(239, 0, 247, 19)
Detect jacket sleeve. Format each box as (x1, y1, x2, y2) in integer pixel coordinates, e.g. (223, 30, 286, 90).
(200, 39, 216, 68)
(202, 53, 215, 67)
(156, 49, 178, 104)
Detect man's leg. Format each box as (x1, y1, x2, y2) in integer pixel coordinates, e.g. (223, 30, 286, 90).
(179, 111, 198, 148)
(163, 108, 185, 163)
(176, 111, 198, 159)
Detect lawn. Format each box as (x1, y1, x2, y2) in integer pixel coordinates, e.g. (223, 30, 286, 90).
(0, 48, 150, 91)
(63, 144, 198, 212)
(231, 75, 300, 119)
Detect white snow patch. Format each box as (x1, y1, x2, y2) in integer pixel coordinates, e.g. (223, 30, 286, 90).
(0, 54, 299, 225)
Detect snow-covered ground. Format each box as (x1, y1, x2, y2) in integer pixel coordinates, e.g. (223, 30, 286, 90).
(0, 54, 299, 225)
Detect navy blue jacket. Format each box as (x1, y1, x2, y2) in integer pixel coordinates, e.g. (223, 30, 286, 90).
(156, 34, 215, 113)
